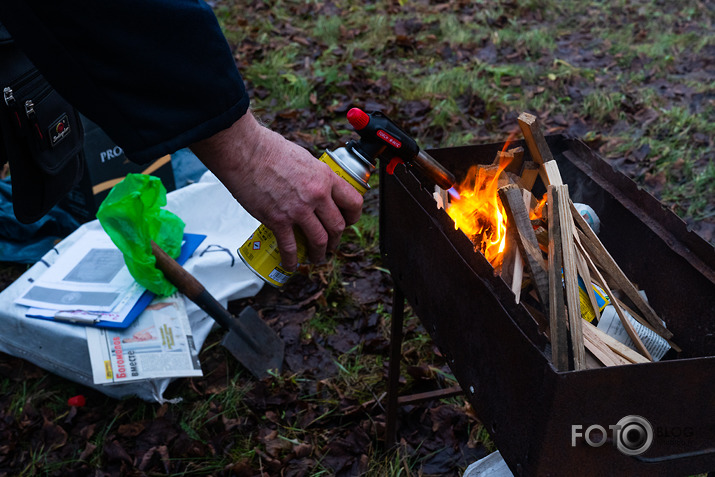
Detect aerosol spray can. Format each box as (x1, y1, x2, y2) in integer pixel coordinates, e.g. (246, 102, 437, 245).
(238, 108, 457, 287)
(238, 141, 376, 287)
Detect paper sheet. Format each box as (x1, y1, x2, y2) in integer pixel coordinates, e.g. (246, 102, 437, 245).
(86, 293, 203, 384)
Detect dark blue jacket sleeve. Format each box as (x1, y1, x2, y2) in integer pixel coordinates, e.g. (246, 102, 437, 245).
(0, 0, 249, 164)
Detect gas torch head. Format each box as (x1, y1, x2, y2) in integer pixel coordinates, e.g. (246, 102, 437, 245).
(347, 107, 457, 191)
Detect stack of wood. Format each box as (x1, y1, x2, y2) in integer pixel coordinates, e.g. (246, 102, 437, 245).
(448, 112, 678, 371)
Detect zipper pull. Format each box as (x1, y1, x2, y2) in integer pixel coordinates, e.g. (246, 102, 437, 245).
(3, 87, 15, 107)
(25, 99, 44, 142)
(25, 99, 35, 119)
(3, 87, 24, 129)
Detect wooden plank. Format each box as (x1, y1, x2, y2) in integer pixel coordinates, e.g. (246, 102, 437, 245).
(583, 325, 632, 367)
(518, 161, 540, 191)
(547, 185, 570, 371)
(500, 231, 517, 286)
(510, 189, 532, 304)
(498, 184, 550, 309)
(492, 149, 523, 175)
(583, 320, 651, 364)
(508, 146, 525, 163)
(541, 160, 564, 187)
(534, 225, 549, 253)
(584, 350, 606, 369)
(556, 185, 586, 370)
(570, 201, 673, 340)
(517, 112, 554, 165)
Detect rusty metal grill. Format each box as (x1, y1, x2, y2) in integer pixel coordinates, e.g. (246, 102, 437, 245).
(380, 135, 715, 476)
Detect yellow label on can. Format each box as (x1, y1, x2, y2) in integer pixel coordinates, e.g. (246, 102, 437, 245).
(238, 225, 298, 287)
(579, 286, 596, 323)
(238, 150, 369, 287)
(579, 281, 609, 322)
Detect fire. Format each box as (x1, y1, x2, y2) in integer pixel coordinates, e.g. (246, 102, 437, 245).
(446, 154, 513, 268)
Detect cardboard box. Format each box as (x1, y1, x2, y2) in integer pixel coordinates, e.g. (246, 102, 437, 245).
(62, 115, 176, 223)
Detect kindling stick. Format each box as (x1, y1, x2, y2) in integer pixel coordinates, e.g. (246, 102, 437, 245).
(542, 161, 564, 187)
(511, 247, 524, 303)
(518, 161, 540, 191)
(570, 201, 673, 340)
(582, 324, 632, 367)
(517, 112, 554, 165)
(556, 185, 586, 370)
(498, 184, 550, 310)
(509, 189, 532, 304)
(547, 185, 570, 371)
(583, 320, 651, 365)
(508, 146, 525, 163)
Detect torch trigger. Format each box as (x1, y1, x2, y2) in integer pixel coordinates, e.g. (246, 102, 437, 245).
(386, 157, 405, 175)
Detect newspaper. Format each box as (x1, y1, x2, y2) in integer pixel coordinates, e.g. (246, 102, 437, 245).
(15, 229, 147, 325)
(86, 293, 203, 384)
(597, 305, 671, 361)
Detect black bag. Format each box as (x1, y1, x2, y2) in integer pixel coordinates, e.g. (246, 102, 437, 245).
(0, 22, 84, 224)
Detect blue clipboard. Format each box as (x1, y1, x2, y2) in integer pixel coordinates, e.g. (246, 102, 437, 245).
(26, 233, 206, 329)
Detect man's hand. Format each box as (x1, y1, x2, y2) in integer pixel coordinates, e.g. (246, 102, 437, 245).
(190, 111, 364, 271)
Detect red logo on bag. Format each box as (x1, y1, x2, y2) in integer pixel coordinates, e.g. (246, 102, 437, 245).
(49, 114, 71, 147)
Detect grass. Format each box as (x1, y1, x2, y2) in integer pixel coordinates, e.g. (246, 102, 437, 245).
(0, 1, 711, 475)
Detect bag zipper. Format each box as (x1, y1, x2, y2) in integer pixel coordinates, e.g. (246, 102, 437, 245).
(3, 74, 53, 145)
(3, 86, 22, 130)
(25, 83, 53, 144)
(15, 83, 53, 144)
(2, 69, 41, 107)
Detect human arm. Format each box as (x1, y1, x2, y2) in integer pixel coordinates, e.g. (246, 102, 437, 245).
(0, 0, 363, 267)
(190, 111, 363, 271)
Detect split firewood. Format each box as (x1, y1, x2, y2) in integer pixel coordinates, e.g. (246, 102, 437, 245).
(508, 146, 525, 163)
(583, 322, 650, 366)
(474, 164, 519, 190)
(583, 325, 632, 367)
(534, 225, 549, 253)
(509, 189, 532, 304)
(519, 161, 540, 191)
(542, 160, 564, 187)
(492, 149, 523, 175)
(517, 112, 555, 165)
(547, 185, 570, 371)
(556, 184, 586, 370)
(433, 185, 449, 210)
(584, 351, 606, 369)
(498, 183, 550, 310)
(583, 320, 651, 365)
(570, 201, 673, 340)
(500, 231, 517, 285)
(492, 149, 511, 165)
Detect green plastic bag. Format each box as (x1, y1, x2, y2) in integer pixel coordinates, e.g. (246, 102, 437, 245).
(97, 173, 185, 296)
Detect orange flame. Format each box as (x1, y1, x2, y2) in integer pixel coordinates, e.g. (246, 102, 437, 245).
(447, 154, 512, 269)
